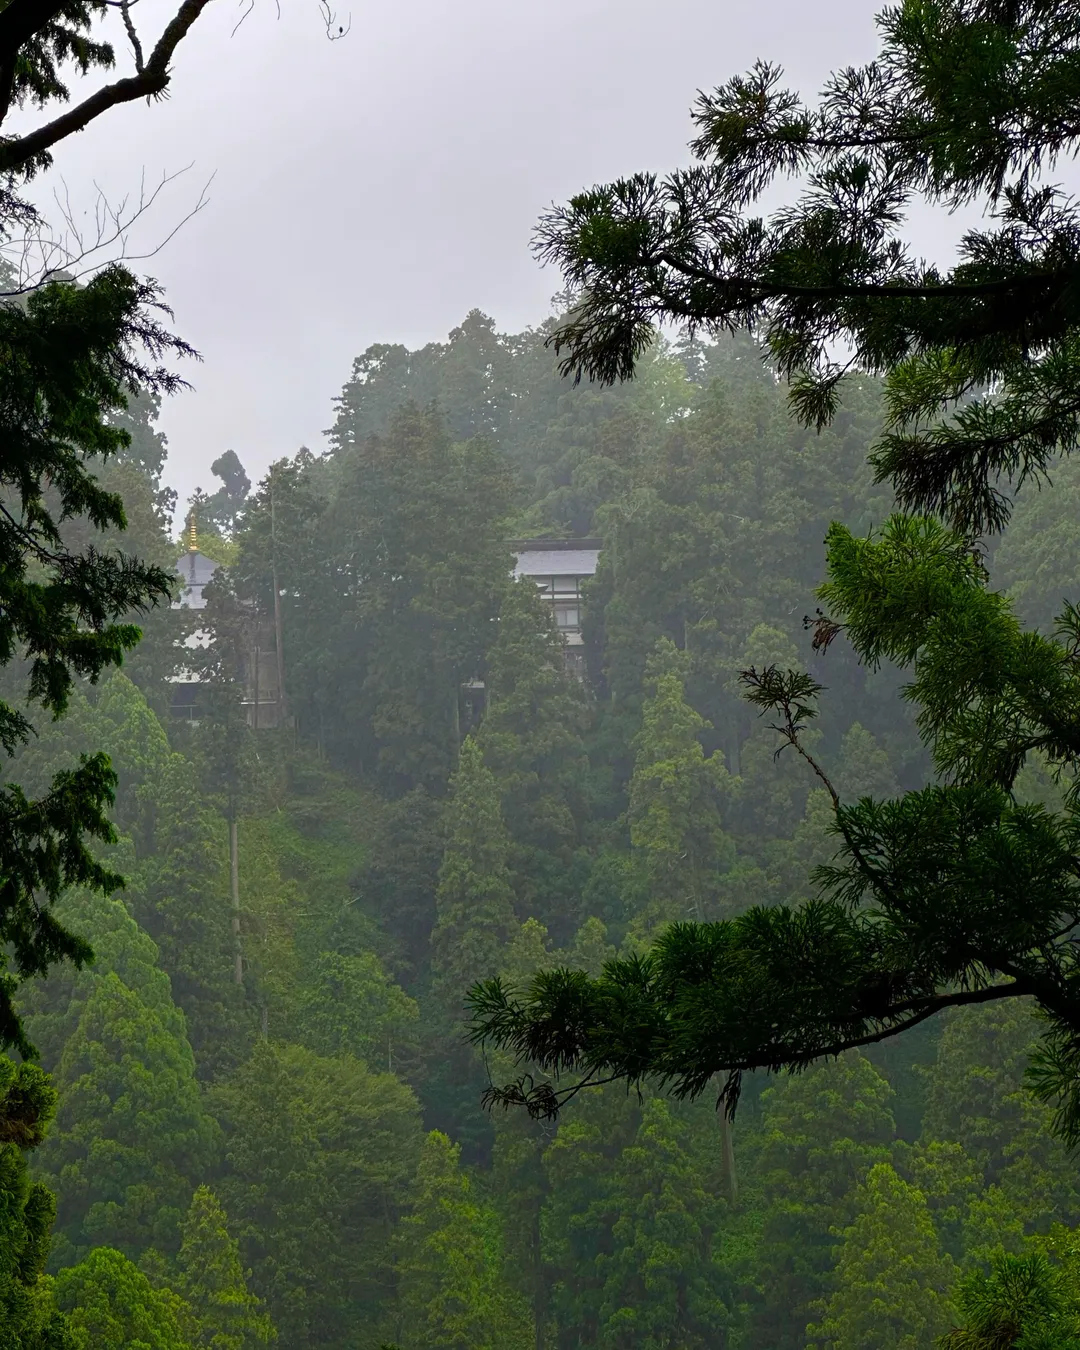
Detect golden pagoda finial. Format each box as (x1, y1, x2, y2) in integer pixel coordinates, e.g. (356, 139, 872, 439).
(187, 508, 197, 553)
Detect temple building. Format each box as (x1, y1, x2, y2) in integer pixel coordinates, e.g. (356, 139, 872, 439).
(168, 516, 218, 721)
(174, 546, 219, 611)
(511, 537, 601, 676)
(168, 516, 283, 727)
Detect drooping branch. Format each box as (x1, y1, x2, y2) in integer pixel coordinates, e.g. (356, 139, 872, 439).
(473, 976, 1033, 1121)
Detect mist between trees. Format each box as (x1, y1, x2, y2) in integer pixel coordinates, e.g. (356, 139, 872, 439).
(7, 0, 1080, 1348)
(0, 309, 1076, 1350)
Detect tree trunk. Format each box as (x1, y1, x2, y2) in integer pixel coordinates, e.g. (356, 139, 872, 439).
(529, 1194, 546, 1350)
(253, 640, 260, 731)
(230, 816, 243, 985)
(270, 479, 288, 725)
(719, 1108, 737, 1206)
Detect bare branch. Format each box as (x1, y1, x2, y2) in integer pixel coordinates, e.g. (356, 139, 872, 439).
(230, 0, 255, 38)
(319, 0, 350, 39)
(0, 165, 213, 295)
(120, 0, 145, 73)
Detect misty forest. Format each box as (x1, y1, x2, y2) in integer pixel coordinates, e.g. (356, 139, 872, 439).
(6, 1, 1080, 1348)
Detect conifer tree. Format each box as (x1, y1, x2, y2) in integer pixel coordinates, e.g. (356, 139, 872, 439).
(176, 1186, 275, 1350)
(477, 577, 591, 940)
(93, 671, 174, 841)
(491, 920, 557, 1350)
(428, 737, 519, 1149)
(21, 885, 187, 1069)
(995, 456, 1080, 636)
(725, 626, 811, 850)
(0, 272, 184, 1055)
(471, 516, 1080, 1139)
(212, 1040, 420, 1348)
(430, 738, 517, 1019)
(0, 1058, 69, 1350)
(941, 1249, 1080, 1350)
(751, 1053, 896, 1350)
(807, 1163, 955, 1350)
(41, 971, 221, 1264)
(127, 749, 248, 1079)
(263, 406, 514, 786)
(36, 672, 248, 1076)
(539, 1084, 643, 1349)
(54, 1247, 194, 1350)
(297, 949, 419, 1066)
(561, 917, 617, 977)
(533, 2, 1080, 543)
(834, 724, 901, 802)
(596, 1098, 729, 1349)
(922, 1003, 1080, 1242)
(393, 1130, 531, 1350)
(627, 641, 732, 932)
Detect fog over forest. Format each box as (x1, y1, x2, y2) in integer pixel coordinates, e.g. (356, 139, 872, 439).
(3, 3, 1080, 1349)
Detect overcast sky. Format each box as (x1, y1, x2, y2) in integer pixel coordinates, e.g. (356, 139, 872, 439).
(38, 0, 894, 513)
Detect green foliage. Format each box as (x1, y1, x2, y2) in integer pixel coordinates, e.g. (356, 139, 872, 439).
(943, 1250, 1080, 1350)
(40, 971, 220, 1264)
(470, 514, 1080, 1133)
(176, 1186, 274, 1350)
(15, 254, 1080, 1350)
(392, 1130, 532, 1350)
(807, 1162, 955, 1350)
(430, 738, 517, 1020)
(54, 1247, 193, 1350)
(212, 1040, 421, 1346)
(627, 640, 733, 932)
(0, 1058, 69, 1350)
(750, 1053, 896, 1350)
(20, 886, 188, 1071)
(297, 950, 418, 1065)
(594, 1098, 729, 1349)
(922, 1004, 1080, 1247)
(196, 454, 251, 539)
(0, 266, 191, 1052)
(233, 408, 514, 786)
(477, 577, 591, 940)
(532, 0, 1080, 537)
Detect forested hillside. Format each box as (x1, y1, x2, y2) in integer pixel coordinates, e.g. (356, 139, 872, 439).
(5, 308, 1079, 1349)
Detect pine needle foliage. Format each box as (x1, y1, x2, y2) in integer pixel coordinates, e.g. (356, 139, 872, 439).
(0, 267, 188, 1056)
(942, 1250, 1080, 1350)
(469, 515, 1080, 1139)
(535, 0, 1080, 535)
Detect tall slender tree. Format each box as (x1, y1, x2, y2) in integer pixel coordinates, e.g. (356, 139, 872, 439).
(393, 1130, 531, 1350)
(807, 1163, 955, 1350)
(627, 640, 733, 934)
(478, 578, 591, 941)
(430, 738, 517, 1020)
(176, 1186, 275, 1350)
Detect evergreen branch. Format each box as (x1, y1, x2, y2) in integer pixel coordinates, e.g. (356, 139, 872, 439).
(0, 0, 79, 69)
(653, 250, 1063, 303)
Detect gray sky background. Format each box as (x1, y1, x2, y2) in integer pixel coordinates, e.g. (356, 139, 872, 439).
(37, 0, 922, 515)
